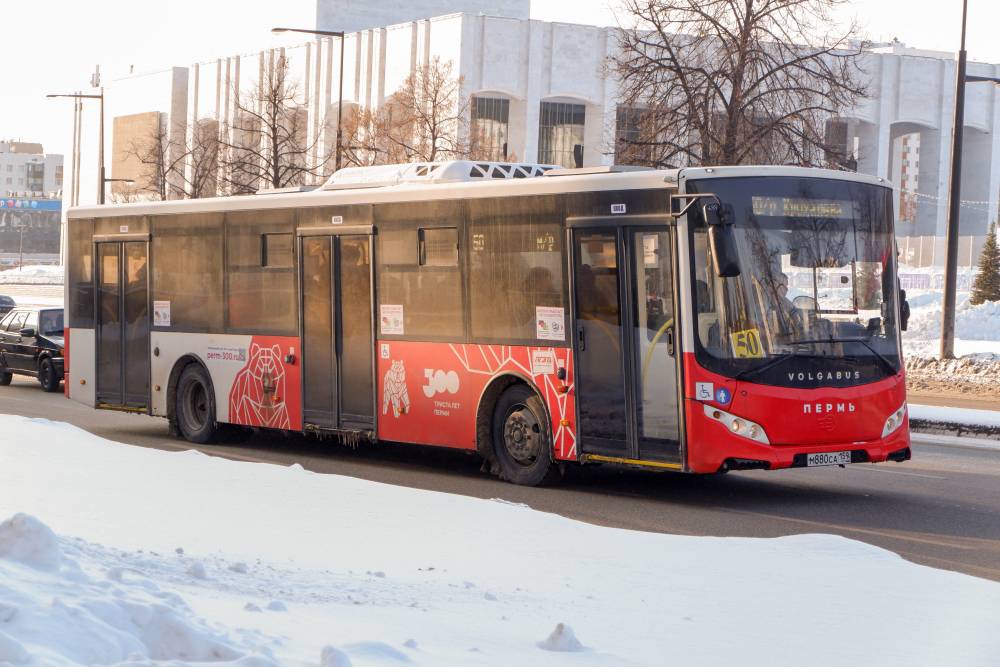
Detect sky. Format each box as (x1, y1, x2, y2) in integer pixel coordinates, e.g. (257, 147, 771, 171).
(1, 0, 999, 164)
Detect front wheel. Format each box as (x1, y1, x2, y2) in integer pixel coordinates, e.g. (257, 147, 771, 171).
(491, 384, 560, 486)
(38, 358, 61, 393)
(175, 364, 221, 444)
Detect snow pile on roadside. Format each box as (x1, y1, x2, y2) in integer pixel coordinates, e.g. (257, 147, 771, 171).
(1, 415, 1000, 666)
(909, 404, 1000, 441)
(906, 353, 1000, 390)
(904, 298, 1000, 343)
(0, 265, 63, 285)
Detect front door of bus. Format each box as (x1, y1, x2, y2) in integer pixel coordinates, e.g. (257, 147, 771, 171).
(95, 241, 150, 408)
(572, 227, 680, 462)
(300, 234, 375, 431)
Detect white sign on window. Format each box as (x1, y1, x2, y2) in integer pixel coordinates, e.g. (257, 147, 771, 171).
(535, 306, 565, 341)
(380, 304, 404, 335)
(153, 300, 171, 327)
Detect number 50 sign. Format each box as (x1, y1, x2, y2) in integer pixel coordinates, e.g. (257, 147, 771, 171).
(730, 328, 765, 359)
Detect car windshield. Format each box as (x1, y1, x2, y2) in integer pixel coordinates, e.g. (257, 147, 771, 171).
(39, 310, 64, 336)
(688, 176, 900, 385)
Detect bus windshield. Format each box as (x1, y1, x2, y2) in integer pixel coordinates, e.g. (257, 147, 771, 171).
(688, 176, 900, 387)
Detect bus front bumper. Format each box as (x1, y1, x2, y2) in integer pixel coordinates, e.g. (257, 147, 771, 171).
(686, 413, 912, 473)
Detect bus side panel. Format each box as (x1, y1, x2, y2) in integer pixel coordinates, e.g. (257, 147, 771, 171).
(376, 341, 577, 461)
(67, 328, 95, 407)
(150, 331, 302, 431)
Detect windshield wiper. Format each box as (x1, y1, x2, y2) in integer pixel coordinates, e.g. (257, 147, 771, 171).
(733, 351, 813, 382)
(850, 338, 898, 376)
(780, 336, 898, 376)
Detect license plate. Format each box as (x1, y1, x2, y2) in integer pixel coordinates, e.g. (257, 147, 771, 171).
(806, 450, 852, 467)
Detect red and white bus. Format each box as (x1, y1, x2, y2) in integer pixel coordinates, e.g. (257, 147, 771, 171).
(64, 161, 911, 484)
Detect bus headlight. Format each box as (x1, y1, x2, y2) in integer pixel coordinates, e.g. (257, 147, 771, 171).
(704, 404, 770, 445)
(881, 403, 907, 438)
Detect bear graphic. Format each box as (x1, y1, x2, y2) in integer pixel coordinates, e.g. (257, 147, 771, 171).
(382, 359, 410, 418)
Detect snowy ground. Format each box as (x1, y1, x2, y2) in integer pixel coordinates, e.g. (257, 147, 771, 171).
(0, 415, 999, 666)
(0, 265, 63, 286)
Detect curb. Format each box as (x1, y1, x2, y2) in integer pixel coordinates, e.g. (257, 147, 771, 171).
(909, 430, 1000, 453)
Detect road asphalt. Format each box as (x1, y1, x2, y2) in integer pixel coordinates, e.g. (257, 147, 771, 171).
(2, 374, 999, 582)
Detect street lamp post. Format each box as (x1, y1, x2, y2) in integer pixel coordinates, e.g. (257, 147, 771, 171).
(940, 0, 1000, 359)
(47, 91, 106, 205)
(271, 27, 346, 172)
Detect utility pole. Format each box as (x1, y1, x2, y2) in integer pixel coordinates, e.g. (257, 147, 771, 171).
(940, 0, 1000, 359)
(940, 0, 968, 360)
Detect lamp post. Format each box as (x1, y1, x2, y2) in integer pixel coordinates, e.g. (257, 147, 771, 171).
(940, 0, 1000, 359)
(271, 27, 346, 172)
(47, 91, 106, 205)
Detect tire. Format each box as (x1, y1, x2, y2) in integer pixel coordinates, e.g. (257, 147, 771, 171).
(0, 370, 11, 386)
(491, 384, 560, 486)
(175, 364, 221, 444)
(38, 358, 61, 393)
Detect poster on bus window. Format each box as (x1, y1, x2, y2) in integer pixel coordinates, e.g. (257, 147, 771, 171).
(153, 301, 171, 327)
(535, 306, 565, 341)
(380, 304, 404, 335)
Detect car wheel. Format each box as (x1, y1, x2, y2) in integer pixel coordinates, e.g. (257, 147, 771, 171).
(0, 369, 11, 386)
(175, 364, 220, 444)
(38, 358, 61, 393)
(491, 384, 561, 486)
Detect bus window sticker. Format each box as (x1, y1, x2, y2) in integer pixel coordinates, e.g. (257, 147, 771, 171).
(730, 328, 765, 359)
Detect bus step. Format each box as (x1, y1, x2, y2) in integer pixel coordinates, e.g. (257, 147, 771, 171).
(303, 424, 376, 448)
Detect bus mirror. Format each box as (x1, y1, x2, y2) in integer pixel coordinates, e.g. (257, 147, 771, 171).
(704, 203, 741, 278)
(899, 289, 910, 332)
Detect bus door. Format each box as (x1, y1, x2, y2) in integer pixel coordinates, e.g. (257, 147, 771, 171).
(571, 226, 681, 463)
(300, 233, 375, 431)
(95, 240, 150, 408)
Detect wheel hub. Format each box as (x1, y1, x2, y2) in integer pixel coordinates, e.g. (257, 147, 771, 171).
(503, 405, 541, 465)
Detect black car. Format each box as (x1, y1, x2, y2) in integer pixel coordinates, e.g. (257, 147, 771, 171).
(0, 295, 14, 317)
(0, 307, 65, 392)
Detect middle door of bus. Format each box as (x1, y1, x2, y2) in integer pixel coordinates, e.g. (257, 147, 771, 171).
(300, 233, 375, 431)
(572, 226, 681, 463)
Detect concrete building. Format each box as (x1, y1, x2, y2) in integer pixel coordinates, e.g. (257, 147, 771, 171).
(74, 2, 1000, 268)
(0, 141, 63, 198)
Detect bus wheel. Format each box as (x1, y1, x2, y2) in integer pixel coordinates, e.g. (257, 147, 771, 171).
(491, 384, 560, 486)
(38, 358, 61, 393)
(176, 364, 219, 444)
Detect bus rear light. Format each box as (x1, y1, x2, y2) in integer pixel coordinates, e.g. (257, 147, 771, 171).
(703, 404, 769, 445)
(881, 403, 907, 438)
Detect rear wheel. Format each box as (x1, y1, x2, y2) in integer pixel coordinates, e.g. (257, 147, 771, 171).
(491, 384, 560, 486)
(38, 358, 61, 393)
(175, 364, 220, 444)
(0, 369, 11, 386)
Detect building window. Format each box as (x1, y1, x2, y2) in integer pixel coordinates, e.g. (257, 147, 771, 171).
(538, 101, 585, 168)
(615, 107, 654, 165)
(470, 96, 510, 161)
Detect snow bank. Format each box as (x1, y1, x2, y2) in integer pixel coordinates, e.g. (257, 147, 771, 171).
(0, 415, 999, 666)
(909, 404, 1000, 428)
(904, 298, 1000, 342)
(0, 265, 63, 285)
(0, 514, 62, 571)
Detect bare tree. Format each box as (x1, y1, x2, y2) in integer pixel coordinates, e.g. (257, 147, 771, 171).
(339, 106, 395, 168)
(612, 0, 868, 168)
(125, 117, 220, 200)
(384, 57, 471, 162)
(221, 56, 334, 193)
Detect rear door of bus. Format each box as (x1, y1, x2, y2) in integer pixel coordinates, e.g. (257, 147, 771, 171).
(298, 229, 376, 433)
